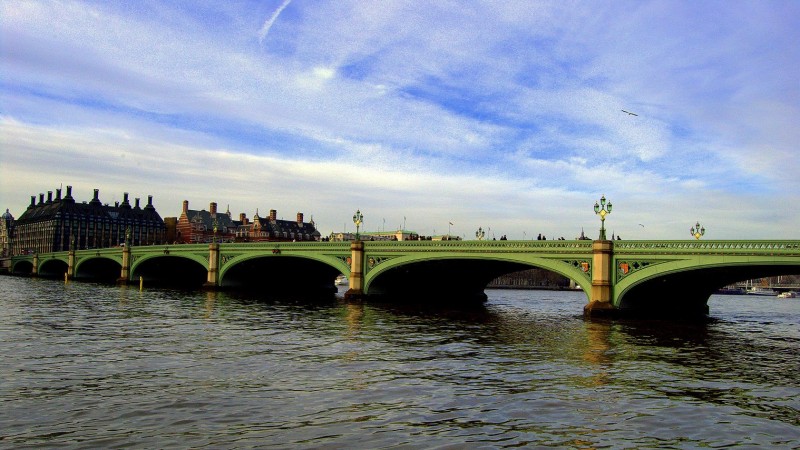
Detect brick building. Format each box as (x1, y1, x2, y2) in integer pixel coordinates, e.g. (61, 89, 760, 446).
(176, 200, 321, 243)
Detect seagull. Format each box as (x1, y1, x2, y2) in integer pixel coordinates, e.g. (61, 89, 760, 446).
(622, 109, 638, 116)
(638, 224, 645, 227)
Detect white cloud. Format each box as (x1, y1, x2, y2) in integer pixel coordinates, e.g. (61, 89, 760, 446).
(1, 0, 798, 240)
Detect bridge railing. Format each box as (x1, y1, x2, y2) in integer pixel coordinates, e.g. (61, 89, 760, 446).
(363, 239, 595, 252)
(614, 240, 800, 255)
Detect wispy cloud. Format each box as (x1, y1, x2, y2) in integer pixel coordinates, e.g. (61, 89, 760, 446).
(1, 0, 798, 239)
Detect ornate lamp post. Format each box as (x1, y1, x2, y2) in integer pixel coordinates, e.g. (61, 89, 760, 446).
(475, 227, 485, 241)
(125, 226, 131, 247)
(593, 195, 612, 240)
(212, 218, 218, 244)
(352, 210, 363, 241)
(690, 221, 705, 240)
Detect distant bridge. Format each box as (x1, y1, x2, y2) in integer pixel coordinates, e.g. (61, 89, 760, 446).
(9, 239, 800, 317)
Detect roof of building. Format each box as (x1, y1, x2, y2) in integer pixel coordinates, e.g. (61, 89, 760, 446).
(184, 209, 237, 230)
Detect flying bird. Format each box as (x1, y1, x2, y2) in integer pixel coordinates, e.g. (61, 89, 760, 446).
(622, 110, 638, 116)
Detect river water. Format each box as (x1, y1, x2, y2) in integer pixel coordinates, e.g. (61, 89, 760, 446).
(1, 276, 798, 448)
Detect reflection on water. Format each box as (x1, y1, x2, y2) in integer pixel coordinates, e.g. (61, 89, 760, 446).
(0, 278, 798, 448)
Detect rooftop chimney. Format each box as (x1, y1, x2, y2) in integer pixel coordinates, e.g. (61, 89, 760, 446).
(39, 194, 44, 205)
(89, 189, 101, 206)
(56, 188, 62, 200)
(182, 200, 189, 214)
(47, 191, 53, 203)
(210, 202, 217, 216)
(239, 213, 246, 223)
(296, 212, 304, 225)
(65, 186, 73, 200)
(30, 196, 36, 208)
(135, 198, 141, 209)
(121, 192, 130, 208)
(269, 209, 277, 221)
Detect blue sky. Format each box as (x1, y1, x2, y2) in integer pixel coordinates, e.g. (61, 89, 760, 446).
(2, 0, 798, 239)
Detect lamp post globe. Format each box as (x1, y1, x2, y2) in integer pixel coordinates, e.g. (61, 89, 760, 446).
(352, 210, 363, 241)
(594, 195, 612, 240)
(690, 221, 705, 240)
(475, 227, 485, 241)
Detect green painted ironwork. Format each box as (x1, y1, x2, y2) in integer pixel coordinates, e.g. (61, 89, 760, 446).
(10, 240, 800, 312)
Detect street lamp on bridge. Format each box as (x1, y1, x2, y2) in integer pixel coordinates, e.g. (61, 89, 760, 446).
(352, 210, 363, 241)
(690, 221, 705, 240)
(213, 217, 218, 244)
(593, 195, 612, 240)
(475, 227, 485, 241)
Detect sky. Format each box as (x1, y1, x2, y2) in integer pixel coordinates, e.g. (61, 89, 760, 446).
(1, 0, 798, 240)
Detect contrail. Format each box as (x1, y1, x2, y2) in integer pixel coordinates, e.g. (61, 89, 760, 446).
(259, 0, 293, 44)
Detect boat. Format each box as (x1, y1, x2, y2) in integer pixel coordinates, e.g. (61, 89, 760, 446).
(746, 286, 777, 296)
(777, 291, 797, 299)
(335, 274, 348, 286)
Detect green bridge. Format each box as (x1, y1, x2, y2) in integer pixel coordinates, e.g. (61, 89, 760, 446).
(9, 239, 800, 317)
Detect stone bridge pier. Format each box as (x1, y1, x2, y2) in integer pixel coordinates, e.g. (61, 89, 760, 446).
(585, 240, 614, 317)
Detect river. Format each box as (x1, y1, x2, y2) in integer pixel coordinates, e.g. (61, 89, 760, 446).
(1, 276, 798, 448)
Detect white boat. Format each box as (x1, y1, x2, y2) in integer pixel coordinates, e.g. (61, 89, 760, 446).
(777, 291, 797, 299)
(335, 274, 348, 286)
(746, 286, 777, 296)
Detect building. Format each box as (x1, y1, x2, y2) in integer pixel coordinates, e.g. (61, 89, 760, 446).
(329, 229, 420, 242)
(176, 201, 237, 243)
(11, 186, 166, 255)
(176, 201, 321, 243)
(234, 209, 320, 242)
(1, 209, 14, 257)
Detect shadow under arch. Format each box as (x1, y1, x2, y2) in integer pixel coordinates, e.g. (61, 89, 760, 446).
(131, 255, 208, 288)
(220, 255, 342, 296)
(39, 259, 69, 279)
(11, 260, 34, 275)
(617, 263, 800, 316)
(365, 257, 587, 303)
(74, 257, 122, 283)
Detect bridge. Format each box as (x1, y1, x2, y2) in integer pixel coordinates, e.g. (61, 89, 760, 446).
(8, 239, 800, 317)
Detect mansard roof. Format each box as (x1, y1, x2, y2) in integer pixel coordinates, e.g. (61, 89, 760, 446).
(247, 215, 320, 237)
(16, 188, 164, 225)
(185, 209, 236, 230)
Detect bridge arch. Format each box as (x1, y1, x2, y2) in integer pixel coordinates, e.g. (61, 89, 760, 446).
(364, 254, 591, 301)
(219, 253, 348, 295)
(615, 257, 800, 315)
(74, 256, 123, 282)
(11, 259, 34, 275)
(39, 257, 69, 279)
(130, 254, 208, 288)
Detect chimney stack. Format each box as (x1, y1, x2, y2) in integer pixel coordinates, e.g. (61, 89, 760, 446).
(296, 212, 304, 225)
(65, 185, 73, 200)
(39, 193, 44, 204)
(135, 198, 141, 209)
(47, 191, 53, 203)
(239, 213, 246, 223)
(30, 196, 36, 207)
(210, 202, 217, 216)
(269, 209, 277, 221)
(56, 188, 62, 200)
(182, 200, 189, 214)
